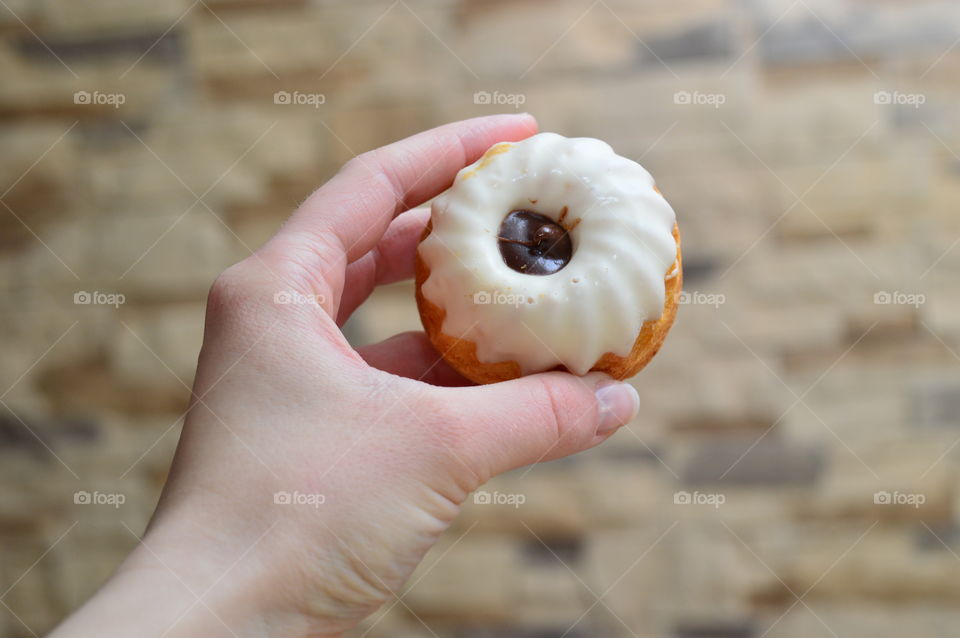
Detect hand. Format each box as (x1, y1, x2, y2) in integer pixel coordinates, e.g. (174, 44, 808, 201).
(52, 114, 641, 638)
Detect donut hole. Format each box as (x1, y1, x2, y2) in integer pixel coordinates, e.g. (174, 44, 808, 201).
(496, 209, 574, 275)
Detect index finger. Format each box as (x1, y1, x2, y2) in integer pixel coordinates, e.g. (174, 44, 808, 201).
(283, 113, 538, 264)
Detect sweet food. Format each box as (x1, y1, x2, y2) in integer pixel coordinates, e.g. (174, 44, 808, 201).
(415, 132, 681, 384)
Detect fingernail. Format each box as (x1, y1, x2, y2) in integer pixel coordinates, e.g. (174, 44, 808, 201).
(595, 382, 639, 435)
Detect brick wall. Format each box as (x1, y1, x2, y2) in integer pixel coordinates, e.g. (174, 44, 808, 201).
(2, 1, 959, 636)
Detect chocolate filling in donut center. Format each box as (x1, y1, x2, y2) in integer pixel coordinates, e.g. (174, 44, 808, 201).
(497, 209, 573, 275)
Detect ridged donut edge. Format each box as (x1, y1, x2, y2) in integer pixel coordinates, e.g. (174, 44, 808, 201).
(415, 222, 682, 384)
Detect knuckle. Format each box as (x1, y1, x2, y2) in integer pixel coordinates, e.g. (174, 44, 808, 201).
(206, 262, 252, 317)
(536, 376, 594, 448)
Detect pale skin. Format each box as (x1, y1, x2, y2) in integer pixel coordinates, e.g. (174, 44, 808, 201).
(50, 113, 641, 637)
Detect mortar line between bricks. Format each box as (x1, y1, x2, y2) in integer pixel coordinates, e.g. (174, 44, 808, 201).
(717, 320, 879, 481)
(0, 0, 78, 78)
(920, 521, 960, 562)
(719, 120, 879, 281)
(1, 320, 78, 401)
(319, 0, 400, 82)
(0, 399, 80, 479)
(119, 0, 200, 79)
(199, 0, 279, 79)
(598, 0, 680, 79)
(521, 0, 600, 80)
(117, 120, 280, 281)
(719, 0, 800, 80)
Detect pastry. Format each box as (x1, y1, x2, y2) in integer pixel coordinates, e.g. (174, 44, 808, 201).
(415, 132, 681, 384)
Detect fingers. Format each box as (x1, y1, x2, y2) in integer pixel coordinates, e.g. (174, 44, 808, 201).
(432, 372, 640, 478)
(260, 115, 538, 316)
(288, 113, 536, 263)
(337, 207, 429, 326)
(356, 332, 473, 387)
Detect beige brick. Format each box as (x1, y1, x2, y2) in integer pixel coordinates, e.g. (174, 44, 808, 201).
(458, 1, 637, 79)
(805, 439, 955, 523)
(784, 526, 960, 602)
(39, 0, 190, 36)
(90, 210, 235, 296)
(456, 466, 587, 537)
(767, 605, 960, 638)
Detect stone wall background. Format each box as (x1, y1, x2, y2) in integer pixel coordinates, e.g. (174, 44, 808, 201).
(2, 0, 960, 636)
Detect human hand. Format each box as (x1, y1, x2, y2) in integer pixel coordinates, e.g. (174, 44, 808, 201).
(52, 114, 640, 637)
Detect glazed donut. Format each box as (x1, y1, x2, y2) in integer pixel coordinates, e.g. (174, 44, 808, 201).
(415, 132, 681, 384)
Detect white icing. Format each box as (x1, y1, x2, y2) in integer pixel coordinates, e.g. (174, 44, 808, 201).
(418, 132, 677, 376)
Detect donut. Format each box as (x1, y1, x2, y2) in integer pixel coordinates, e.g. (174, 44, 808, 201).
(415, 132, 681, 384)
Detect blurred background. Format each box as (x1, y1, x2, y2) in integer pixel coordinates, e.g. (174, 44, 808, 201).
(2, 0, 960, 636)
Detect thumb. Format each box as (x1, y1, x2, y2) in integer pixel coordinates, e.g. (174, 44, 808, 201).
(434, 371, 640, 478)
